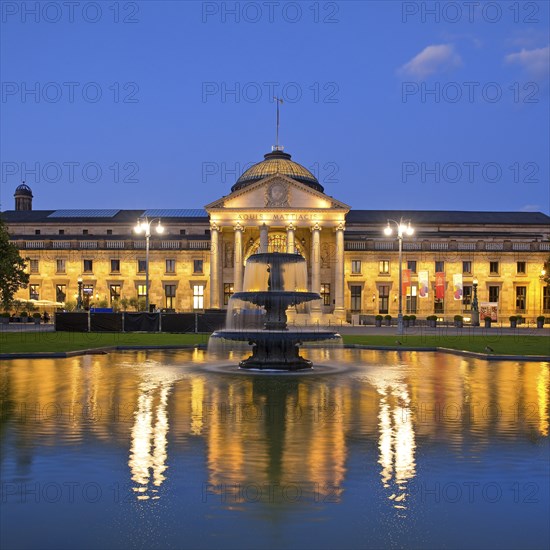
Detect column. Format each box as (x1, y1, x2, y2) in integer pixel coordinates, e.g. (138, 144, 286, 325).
(311, 224, 321, 309)
(234, 223, 244, 292)
(210, 223, 220, 308)
(334, 222, 345, 314)
(260, 223, 269, 253)
(286, 223, 295, 253)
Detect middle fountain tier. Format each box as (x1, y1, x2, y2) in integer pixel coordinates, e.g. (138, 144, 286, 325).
(210, 252, 341, 371)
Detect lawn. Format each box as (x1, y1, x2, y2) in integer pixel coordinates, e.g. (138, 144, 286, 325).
(0, 331, 549, 356)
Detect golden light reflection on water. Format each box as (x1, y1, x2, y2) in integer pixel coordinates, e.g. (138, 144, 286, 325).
(1, 351, 548, 510)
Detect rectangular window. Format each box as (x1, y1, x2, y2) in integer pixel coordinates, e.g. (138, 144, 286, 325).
(434, 298, 444, 313)
(515, 286, 527, 312)
(138, 259, 147, 273)
(194, 259, 204, 274)
(56, 259, 66, 273)
(223, 283, 234, 306)
(435, 261, 445, 273)
(165, 284, 176, 309)
(110, 259, 120, 273)
(83, 229, 88, 235)
(56, 284, 66, 303)
(109, 284, 121, 304)
(320, 283, 331, 306)
(462, 261, 472, 274)
(180, 229, 186, 235)
(35, 229, 40, 235)
(351, 260, 362, 274)
(166, 259, 176, 273)
(490, 261, 499, 275)
(516, 261, 526, 274)
(544, 286, 550, 313)
(350, 285, 362, 313)
(463, 285, 472, 310)
(137, 285, 147, 297)
(83, 259, 93, 273)
(193, 284, 204, 310)
(82, 285, 94, 309)
(407, 260, 417, 273)
(29, 259, 39, 273)
(29, 284, 39, 300)
(59, 229, 64, 235)
(489, 286, 499, 303)
(378, 285, 389, 314)
(379, 260, 390, 274)
(405, 286, 417, 314)
(107, 229, 113, 235)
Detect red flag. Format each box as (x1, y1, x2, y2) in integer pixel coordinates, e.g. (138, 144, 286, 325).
(435, 272, 445, 299)
(402, 269, 411, 296)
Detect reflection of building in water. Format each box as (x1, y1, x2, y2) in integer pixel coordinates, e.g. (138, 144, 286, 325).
(366, 368, 416, 510)
(1, 351, 548, 507)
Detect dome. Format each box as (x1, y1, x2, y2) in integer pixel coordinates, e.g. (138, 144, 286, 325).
(231, 150, 324, 193)
(14, 183, 33, 197)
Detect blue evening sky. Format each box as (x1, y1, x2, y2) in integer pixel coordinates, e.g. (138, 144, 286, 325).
(1, 1, 549, 213)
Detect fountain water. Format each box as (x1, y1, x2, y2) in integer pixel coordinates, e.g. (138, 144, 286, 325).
(210, 252, 341, 370)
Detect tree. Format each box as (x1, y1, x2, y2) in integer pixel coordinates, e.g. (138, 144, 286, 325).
(0, 218, 29, 310)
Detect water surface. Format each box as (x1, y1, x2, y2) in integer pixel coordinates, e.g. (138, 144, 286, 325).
(1, 349, 548, 549)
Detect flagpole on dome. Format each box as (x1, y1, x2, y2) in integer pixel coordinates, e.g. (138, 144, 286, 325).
(273, 96, 284, 152)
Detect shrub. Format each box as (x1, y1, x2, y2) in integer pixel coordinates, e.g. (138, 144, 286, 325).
(384, 314, 392, 320)
(403, 315, 410, 321)
(509, 315, 517, 322)
(32, 312, 42, 318)
(454, 315, 463, 321)
(536, 315, 545, 323)
(375, 315, 383, 321)
(20, 311, 29, 317)
(427, 315, 437, 321)
(0, 312, 10, 318)
(409, 315, 416, 320)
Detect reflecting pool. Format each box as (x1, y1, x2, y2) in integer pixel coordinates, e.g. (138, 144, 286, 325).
(1, 349, 549, 549)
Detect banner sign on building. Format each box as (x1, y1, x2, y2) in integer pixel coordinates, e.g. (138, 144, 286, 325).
(418, 271, 429, 298)
(453, 273, 463, 301)
(435, 272, 445, 299)
(402, 269, 411, 296)
(480, 302, 498, 321)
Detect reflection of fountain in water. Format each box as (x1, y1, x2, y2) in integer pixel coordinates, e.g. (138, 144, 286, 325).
(210, 253, 341, 370)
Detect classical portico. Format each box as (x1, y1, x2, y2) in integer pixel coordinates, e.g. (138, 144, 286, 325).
(205, 149, 350, 320)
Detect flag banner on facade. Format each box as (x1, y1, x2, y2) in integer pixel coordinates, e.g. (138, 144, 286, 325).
(402, 269, 411, 296)
(435, 272, 445, 299)
(453, 273, 463, 301)
(418, 271, 429, 298)
(480, 302, 498, 321)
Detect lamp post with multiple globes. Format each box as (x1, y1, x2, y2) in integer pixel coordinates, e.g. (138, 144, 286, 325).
(383, 218, 414, 335)
(134, 217, 164, 312)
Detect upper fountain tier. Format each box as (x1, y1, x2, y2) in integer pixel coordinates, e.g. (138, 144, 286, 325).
(242, 252, 309, 292)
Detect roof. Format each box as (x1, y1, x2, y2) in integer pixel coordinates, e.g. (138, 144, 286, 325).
(231, 150, 323, 193)
(345, 210, 550, 225)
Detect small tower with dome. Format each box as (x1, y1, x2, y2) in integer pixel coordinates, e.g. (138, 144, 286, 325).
(14, 182, 33, 211)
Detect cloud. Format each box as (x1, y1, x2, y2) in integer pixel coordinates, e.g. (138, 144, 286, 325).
(399, 44, 462, 78)
(519, 204, 541, 212)
(505, 45, 549, 77)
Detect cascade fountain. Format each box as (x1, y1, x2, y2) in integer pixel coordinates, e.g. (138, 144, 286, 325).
(210, 252, 341, 370)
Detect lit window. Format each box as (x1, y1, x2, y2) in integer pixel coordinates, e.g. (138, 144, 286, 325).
(515, 286, 526, 312)
(137, 285, 147, 297)
(224, 283, 234, 305)
(109, 285, 121, 304)
(379, 260, 390, 274)
(351, 260, 362, 274)
(193, 285, 204, 309)
(320, 283, 331, 306)
(56, 284, 66, 303)
(29, 284, 39, 300)
(165, 284, 176, 309)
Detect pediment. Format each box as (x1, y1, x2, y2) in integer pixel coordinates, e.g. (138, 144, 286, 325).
(205, 174, 349, 211)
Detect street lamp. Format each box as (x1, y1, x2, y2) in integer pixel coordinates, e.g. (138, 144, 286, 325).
(383, 218, 414, 335)
(472, 277, 479, 326)
(76, 276, 83, 311)
(134, 217, 164, 312)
